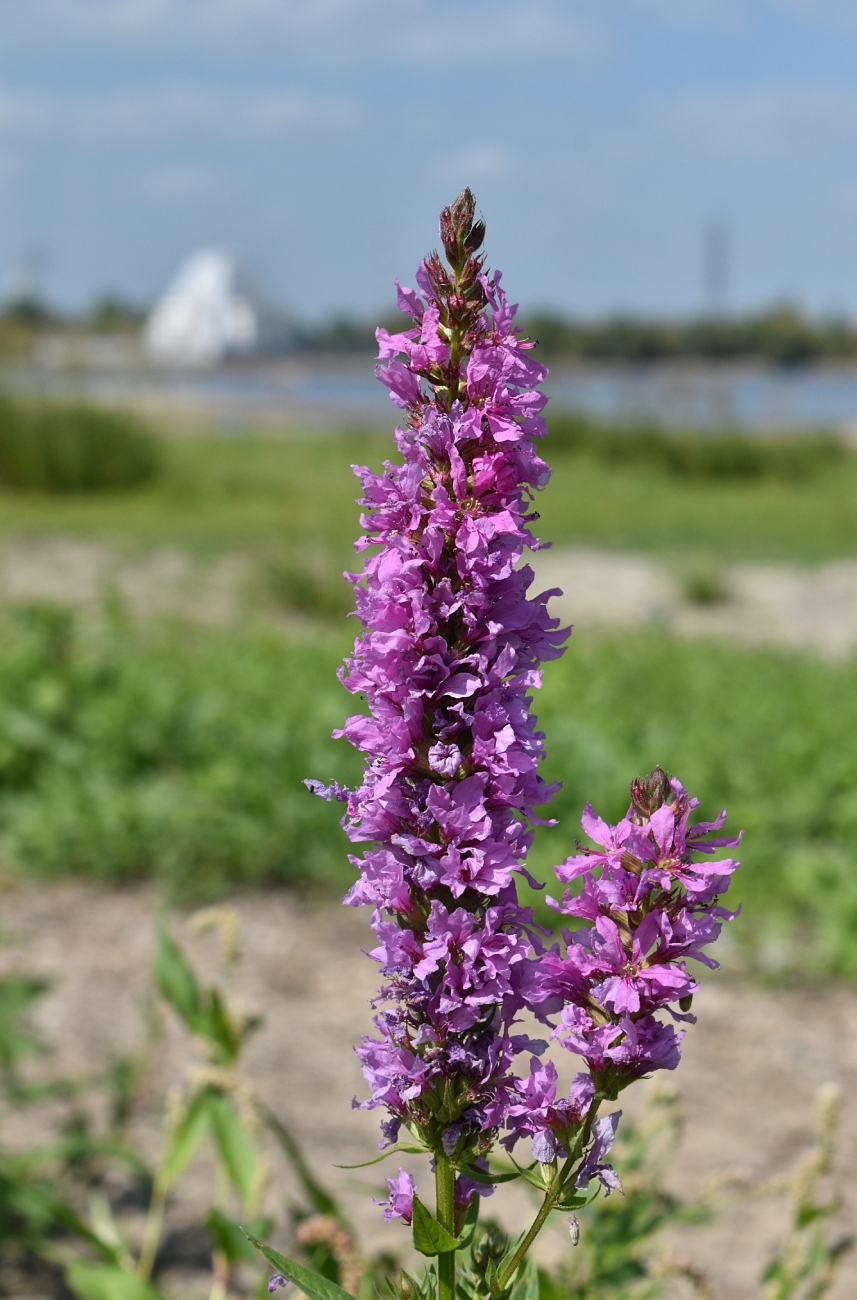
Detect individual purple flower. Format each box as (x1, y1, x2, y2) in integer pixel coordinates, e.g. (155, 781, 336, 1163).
(504, 1058, 597, 1162)
(455, 1158, 496, 1215)
(575, 1112, 623, 1196)
(268, 1277, 288, 1293)
(373, 1168, 417, 1224)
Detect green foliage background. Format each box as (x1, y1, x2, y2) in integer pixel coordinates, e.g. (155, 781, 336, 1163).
(0, 414, 852, 976)
(0, 604, 851, 976)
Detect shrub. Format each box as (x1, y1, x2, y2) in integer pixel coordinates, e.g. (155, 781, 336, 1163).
(548, 414, 846, 482)
(0, 398, 161, 492)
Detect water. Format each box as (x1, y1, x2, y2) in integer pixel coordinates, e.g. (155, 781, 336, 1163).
(6, 357, 857, 433)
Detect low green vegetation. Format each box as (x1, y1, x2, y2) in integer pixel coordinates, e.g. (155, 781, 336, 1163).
(0, 408, 855, 975)
(0, 606, 854, 977)
(548, 413, 845, 481)
(3, 910, 844, 1298)
(0, 606, 360, 899)
(0, 419, 853, 570)
(0, 399, 160, 493)
(532, 631, 857, 978)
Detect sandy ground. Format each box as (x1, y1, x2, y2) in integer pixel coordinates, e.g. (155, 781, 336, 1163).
(3, 536, 857, 656)
(0, 882, 854, 1300)
(0, 538, 255, 627)
(531, 547, 857, 657)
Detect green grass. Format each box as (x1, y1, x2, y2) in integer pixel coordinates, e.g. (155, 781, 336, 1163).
(0, 412, 856, 973)
(0, 424, 853, 568)
(0, 606, 361, 899)
(532, 631, 857, 978)
(0, 605, 856, 977)
(0, 400, 161, 492)
(539, 448, 857, 564)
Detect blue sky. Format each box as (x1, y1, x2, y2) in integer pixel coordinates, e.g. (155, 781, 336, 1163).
(2, 0, 857, 320)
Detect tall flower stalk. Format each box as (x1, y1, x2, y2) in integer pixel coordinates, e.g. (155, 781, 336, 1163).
(286, 191, 742, 1300)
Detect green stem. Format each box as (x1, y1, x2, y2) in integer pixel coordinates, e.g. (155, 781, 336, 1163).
(435, 1150, 457, 1300)
(497, 1098, 604, 1291)
(136, 1177, 167, 1282)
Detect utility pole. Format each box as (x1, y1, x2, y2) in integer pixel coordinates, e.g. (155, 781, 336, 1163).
(703, 221, 730, 316)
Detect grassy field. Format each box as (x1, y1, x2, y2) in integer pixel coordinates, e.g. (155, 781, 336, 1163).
(0, 604, 853, 978)
(0, 425, 855, 569)
(0, 412, 854, 976)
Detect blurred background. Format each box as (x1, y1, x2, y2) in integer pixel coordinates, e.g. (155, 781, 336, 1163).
(0, 4, 856, 1299)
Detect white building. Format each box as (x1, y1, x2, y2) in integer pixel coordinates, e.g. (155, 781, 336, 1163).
(144, 248, 290, 367)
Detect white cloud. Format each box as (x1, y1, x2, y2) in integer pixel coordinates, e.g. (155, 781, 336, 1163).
(436, 145, 512, 186)
(653, 86, 857, 161)
(0, 0, 601, 66)
(0, 85, 355, 145)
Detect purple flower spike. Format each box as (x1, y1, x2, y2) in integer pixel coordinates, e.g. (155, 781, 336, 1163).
(308, 190, 570, 1192)
(537, 767, 741, 1099)
(306, 188, 742, 1247)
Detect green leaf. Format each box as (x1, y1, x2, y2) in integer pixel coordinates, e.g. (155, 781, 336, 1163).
(411, 1196, 463, 1257)
(456, 1192, 481, 1251)
(154, 922, 201, 1033)
(261, 1104, 342, 1219)
(0, 975, 49, 1074)
(334, 1143, 429, 1169)
(508, 1258, 539, 1300)
(203, 987, 240, 1062)
(159, 1088, 212, 1188)
(66, 1264, 163, 1300)
(243, 1232, 358, 1300)
(509, 1158, 550, 1193)
(458, 1162, 527, 1186)
(209, 1092, 257, 1207)
(551, 1185, 600, 1214)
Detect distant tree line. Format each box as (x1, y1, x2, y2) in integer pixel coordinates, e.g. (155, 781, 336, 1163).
(295, 305, 857, 366)
(5, 294, 857, 366)
(522, 307, 857, 366)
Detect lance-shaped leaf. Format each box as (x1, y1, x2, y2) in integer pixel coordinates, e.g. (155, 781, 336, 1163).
(334, 1143, 429, 1169)
(159, 1088, 211, 1188)
(552, 1187, 600, 1214)
(508, 1257, 538, 1300)
(209, 1092, 257, 1208)
(507, 1157, 552, 1193)
(411, 1196, 463, 1257)
(260, 1102, 342, 1219)
(243, 1232, 358, 1300)
(206, 1209, 272, 1267)
(456, 1192, 481, 1251)
(458, 1161, 529, 1186)
(155, 922, 202, 1034)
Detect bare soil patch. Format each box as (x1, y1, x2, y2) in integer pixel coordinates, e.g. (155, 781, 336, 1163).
(0, 882, 854, 1299)
(533, 547, 857, 656)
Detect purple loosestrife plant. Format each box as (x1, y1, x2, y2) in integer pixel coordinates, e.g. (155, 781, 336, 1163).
(249, 191, 742, 1300)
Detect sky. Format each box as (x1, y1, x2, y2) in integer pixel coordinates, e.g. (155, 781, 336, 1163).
(2, 0, 857, 320)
